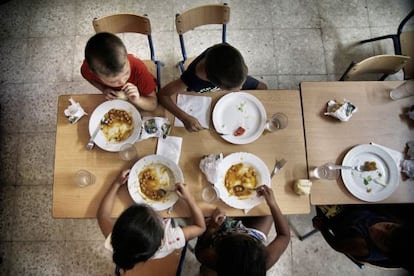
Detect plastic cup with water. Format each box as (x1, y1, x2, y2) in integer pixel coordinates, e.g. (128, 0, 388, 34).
(202, 186, 218, 203)
(309, 162, 339, 180)
(265, 112, 288, 132)
(119, 143, 138, 161)
(73, 169, 96, 187)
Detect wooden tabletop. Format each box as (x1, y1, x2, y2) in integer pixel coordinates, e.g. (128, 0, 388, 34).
(301, 81, 414, 205)
(53, 90, 310, 218)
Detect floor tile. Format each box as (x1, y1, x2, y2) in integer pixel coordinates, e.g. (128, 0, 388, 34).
(366, 0, 414, 27)
(0, 186, 15, 241)
(64, 219, 104, 241)
(273, 28, 325, 74)
(16, 132, 55, 186)
(226, 0, 273, 30)
(0, 241, 12, 276)
(25, 37, 74, 83)
(0, 0, 31, 38)
(269, 0, 321, 28)
(0, 38, 28, 84)
(0, 84, 25, 134)
(10, 241, 65, 275)
(12, 185, 65, 241)
(0, 133, 19, 186)
(318, 0, 369, 28)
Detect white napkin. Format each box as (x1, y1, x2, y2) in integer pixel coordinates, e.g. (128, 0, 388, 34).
(175, 94, 212, 128)
(156, 136, 183, 164)
(370, 142, 404, 169)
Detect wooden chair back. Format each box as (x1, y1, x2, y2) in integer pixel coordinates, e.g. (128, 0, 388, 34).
(401, 31, 414, 79)
(92, 13, 161, 90)
(340, 54, 411, 81)
(175, 3, 230, 72)
(175, 4, 230, 34)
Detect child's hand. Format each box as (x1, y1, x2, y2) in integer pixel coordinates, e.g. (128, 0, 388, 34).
(103, 88, 120, 100)
(256, 185, 276, 206)
(114, 169, 130, 187)
(183, 115, 204, 132)
(122, 83, 140, 101)
(175, 182, 192, 201)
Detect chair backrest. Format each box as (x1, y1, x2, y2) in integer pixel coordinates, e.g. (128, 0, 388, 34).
(401, 31, 414, 79)
(92, 13, 161, 90)
(175, 3, 230, 72)
(340, 54, 411, 81)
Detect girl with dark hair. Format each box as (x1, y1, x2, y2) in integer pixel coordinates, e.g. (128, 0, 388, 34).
(195, 185, 290, 276)
(97, 169, 206, 274)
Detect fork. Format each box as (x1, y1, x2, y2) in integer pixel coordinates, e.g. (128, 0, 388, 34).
(328, 164, 365, 172)
(86, 118, 107, 150)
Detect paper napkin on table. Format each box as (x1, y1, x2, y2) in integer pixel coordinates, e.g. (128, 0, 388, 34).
(175, 94, 212, 128)
(370, 142, 404, 169)
(156, 136, 183, 164)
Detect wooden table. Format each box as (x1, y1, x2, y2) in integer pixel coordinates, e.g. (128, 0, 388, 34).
(301, 81, 414, 205)
(53, 90, 310, 218)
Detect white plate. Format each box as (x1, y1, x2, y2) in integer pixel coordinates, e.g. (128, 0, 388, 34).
(127, 155, 183, 211)
(215, 152, 271, 210)
(88, 100, 142, 152)
(341, 144, 399, 202)
(212, 92, 266, 144)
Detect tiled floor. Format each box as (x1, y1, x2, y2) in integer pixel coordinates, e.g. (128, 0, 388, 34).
(0, 0, 413, 275)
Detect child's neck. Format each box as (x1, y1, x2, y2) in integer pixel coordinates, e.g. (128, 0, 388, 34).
(195, 58, 209, 81)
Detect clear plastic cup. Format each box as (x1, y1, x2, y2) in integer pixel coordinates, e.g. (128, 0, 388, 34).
(265, 112, 288, 132)
(389, 80, 414, 100)
(309, 162, 339, 180)
(119, 143, 138, 161)
(73, 169, 96, 187)
(201, 186, 218, 203)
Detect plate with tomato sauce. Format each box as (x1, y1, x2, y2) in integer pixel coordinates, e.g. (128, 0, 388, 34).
(212, 92, 266, 144)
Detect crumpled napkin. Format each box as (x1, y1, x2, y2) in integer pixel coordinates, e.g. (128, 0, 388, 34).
(199, 153, 223, 184)
(324, 99, 357, 122)
(140, 117, 171, 140)
(175, 94, 212, 128)
(156, 136, 183, 164)
(64, 98, 87, 124)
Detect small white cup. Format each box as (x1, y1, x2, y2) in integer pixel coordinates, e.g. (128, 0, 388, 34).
(73, 169, 96, 187)
(265, 112, 288, 132)
(201, 186, 218, 203)
(119, 143, 138, 161)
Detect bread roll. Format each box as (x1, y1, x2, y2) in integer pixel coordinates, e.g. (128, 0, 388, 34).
(293, 179, 312, 196)
(116, 91, 128, 100)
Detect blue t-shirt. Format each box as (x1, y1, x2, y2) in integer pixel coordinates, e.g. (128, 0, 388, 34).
(180, 45, 259, 92)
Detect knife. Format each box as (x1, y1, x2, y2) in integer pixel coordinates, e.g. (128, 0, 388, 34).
(270, 158, 287, 178)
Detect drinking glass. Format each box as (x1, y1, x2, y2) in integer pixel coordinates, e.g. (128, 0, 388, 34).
(119, 143, 138, 161)
(73, 169, 96, 187)
(265, 112, 288, 132)
(389, 80, 414, 100)
(201, 186, 218, 203)
(309, 162, 339, 180)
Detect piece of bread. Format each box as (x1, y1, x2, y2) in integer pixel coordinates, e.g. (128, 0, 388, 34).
(116, 91, 128, 100)
(293, 179, 312, 196)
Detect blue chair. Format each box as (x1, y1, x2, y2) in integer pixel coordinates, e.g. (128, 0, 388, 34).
(92, 13, 162, 91)
(175, 3, 230, 73)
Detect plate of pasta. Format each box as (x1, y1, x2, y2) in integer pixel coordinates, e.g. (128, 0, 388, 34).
(215, 152, 271, 210)
(88, 100, 142, 152)
(127, 155, 183, 211)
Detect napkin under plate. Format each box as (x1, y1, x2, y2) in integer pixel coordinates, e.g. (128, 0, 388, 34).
(175, 94, 212, 128)
(369, 142, 403, 169)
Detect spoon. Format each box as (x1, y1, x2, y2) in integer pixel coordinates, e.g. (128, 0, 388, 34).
(156, 188, 175, 197)
(233, 185, 256, 193)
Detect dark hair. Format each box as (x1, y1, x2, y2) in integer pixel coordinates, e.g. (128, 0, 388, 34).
(205, 43, 248, 90)
(388, 223, 414, 272)
(84, 32, 127, 76)
(111, 204, 164, 270)
(215, 233, 266, 276)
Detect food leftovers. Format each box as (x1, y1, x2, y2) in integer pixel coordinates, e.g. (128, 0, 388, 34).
(138, 164, 173, 201)
(101, 108, 133, 142)
(224, 163, 257, 197)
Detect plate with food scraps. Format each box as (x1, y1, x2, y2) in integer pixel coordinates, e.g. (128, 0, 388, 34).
(88, 100, 142, 152)
(215, 152, 271, 210)
(127, 154, 183, 211)
(212, 92, 266, 144)
(341, 144, 399, 202)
